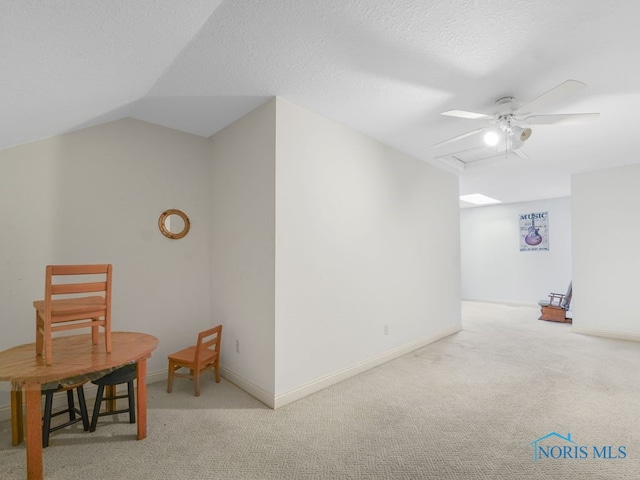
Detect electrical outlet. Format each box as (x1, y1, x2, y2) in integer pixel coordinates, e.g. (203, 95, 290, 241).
(236, 339, 240, 353)
(384, 325, 389, 335)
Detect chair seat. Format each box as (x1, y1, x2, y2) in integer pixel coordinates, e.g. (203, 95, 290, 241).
(92, 364, 137, 386)
(42, 380, 86, 394)
(34, 296, 106, 319)
(168, 346, 217, 365)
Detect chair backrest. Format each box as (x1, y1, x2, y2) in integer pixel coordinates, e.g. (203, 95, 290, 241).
(561, 282, 572, 310)
(44, 264, 112, 322)
(195, 325, 222, 365)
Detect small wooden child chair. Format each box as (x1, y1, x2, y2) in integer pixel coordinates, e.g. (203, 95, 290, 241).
(167, 325, 222, 396)
(33, 264, 112, 365)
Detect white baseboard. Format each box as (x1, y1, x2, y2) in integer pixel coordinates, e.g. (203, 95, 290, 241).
(571, 326, 640, 343)
(145, 369, 168, 386)
(221, 325, 461, 410)
(462, 298, 539, 308)
(273, 325, 461, 409)
(219, 367, 275, 409)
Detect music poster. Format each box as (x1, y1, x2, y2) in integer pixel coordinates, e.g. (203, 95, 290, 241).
(519, 211, 549, 251)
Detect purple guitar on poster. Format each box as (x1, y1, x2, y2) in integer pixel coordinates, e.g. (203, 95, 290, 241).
(524, 217, 543, 246)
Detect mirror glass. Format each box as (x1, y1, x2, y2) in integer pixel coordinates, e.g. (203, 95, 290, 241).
(159, 209, 190, 239)
(164, 214, 185, 233)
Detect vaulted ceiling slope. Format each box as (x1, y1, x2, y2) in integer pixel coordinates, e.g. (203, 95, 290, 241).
(3, 1, 640, 205)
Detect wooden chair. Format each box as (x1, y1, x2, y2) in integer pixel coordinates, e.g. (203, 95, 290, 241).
(167, 325, 222, 397)
(34, 264, 112, 365)
(538, 282, 572, 323)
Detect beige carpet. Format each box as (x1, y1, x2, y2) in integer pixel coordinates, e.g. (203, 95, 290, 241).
(1, 301, 640, 479)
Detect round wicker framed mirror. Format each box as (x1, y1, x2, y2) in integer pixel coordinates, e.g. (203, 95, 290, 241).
(158, 209, 190, 239)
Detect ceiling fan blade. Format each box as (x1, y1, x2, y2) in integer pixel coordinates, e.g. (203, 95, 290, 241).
(443, 148, 522, 167)
(523, 113, 599, 125)
(513, 149, 529, 160)
(518, 79, 587, 114)
(435, 144, 487, 158)
(441, 110, 492, 120)
(431, 128, 486, 147)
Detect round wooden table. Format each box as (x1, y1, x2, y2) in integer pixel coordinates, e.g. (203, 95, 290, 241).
(0, 331, 158, 480)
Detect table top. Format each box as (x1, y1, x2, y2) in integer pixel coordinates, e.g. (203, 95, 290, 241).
(0, 332, 158, 386)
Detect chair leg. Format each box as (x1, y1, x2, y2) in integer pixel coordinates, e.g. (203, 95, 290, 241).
(76, 386, 90, 431)
(90, 385, 105, 432)
(214, 362, 220, 383)
(42, 391, 54, 448)
(91, 320, 99, 345)
(105, 318, 112, 353)
(35, 313, 43, 356)
(44, 321, 52, 365)
(194, 370, 201, 397)
(127, 380, 136, 424)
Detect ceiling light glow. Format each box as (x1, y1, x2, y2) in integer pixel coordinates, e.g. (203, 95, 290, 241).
(483, 131, 500, 146)
(459, 193, 501, 205)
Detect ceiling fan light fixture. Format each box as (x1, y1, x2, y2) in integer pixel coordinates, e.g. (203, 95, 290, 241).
(483, 131, 500, 146)
(512, 126, 532, 142)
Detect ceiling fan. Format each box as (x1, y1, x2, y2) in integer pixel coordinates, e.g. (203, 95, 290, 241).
(432, 79, 600, 161)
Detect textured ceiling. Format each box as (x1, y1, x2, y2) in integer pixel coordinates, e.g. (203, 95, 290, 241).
(3, 0, 640, 206)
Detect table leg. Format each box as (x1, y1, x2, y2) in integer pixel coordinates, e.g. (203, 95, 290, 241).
(25, 383, 43, 480)
(106, 385, 116, 412)
(11, 388, 24, 446)
(136, 359, 147, 440)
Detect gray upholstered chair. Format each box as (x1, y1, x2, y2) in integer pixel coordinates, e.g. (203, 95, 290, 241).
(538, 282, 572, 323)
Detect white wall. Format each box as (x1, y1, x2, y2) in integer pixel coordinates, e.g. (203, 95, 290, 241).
(209, 100, 277, 399)
(274, 98, 462, 401)
(460, 197, 572, 305)
(572, 164, 640, 338)
(1, 99, 463, 412)
(0, 119, 212, 408)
